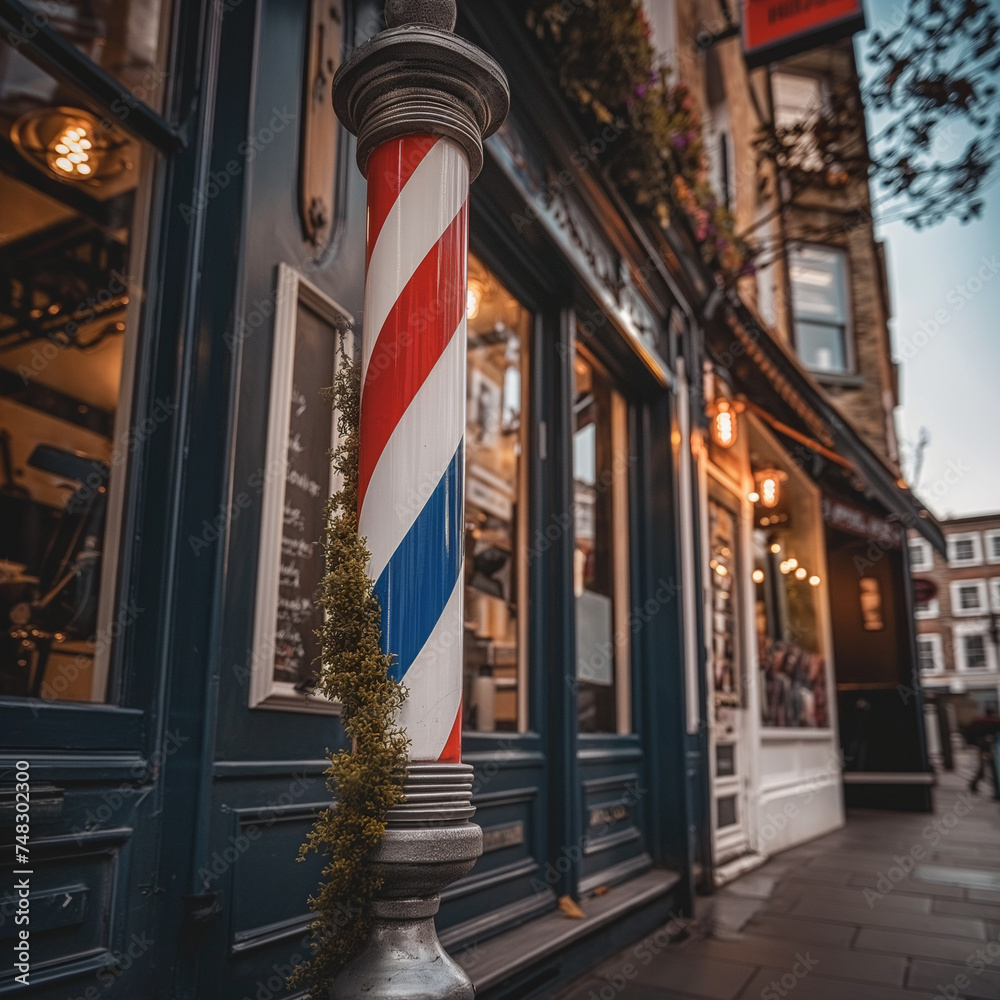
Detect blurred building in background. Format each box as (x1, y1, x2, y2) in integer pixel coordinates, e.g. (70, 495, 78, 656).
(910, 514, 1000, 763)
(0, 0, 946, 997)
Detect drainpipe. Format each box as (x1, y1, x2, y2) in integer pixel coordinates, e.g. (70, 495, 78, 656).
(329, 2, 508, 996)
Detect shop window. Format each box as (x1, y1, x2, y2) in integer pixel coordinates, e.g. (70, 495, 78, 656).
(788, 244, 852, 374)
(950, 580, 987, 616)
(985, 530, 1000, 565)
(708, 495, 741, 711)
(958, 633, 989, 672)
(909, 537, 933, 572)
(749, 422, 829, 729)
(917, 634, 943, 674)
(0, 39, 158, 702)
(948, 532, 982, 567)
(573, 349, 631, 735)
(462, 255, 531, 733)
(17, 0, 171, 111)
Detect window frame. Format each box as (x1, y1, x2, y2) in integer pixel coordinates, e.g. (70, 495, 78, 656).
(915, 596, 940, 619)
(787, 242, 854, 376)
(571, 340, 633, 737)
(950, 579, 988, 617)
(0, 16, 181, 708)
(917, 633, 944, 674)
(909, 537, 934, 572)
(955, 625, 993, 673)
(948, 531, 983, 568)
(985, 529, 1000, 565)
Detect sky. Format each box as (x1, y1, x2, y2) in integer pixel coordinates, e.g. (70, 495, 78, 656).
(855, 0, 1000, 520)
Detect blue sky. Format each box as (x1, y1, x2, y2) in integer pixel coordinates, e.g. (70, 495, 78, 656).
(856, 0, 1000, 519)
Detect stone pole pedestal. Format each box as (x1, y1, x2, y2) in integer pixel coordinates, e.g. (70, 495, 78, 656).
(330, 2, 508, 997)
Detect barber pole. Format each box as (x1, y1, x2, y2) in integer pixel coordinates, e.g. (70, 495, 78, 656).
(330, 2, 508, 995)
(359, 134, 469, 763)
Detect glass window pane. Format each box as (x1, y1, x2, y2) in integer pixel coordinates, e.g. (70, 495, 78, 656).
(573, 349, 630, 735)
(462, 254, 530, 733)
(0, 40, 152, 703)
(789, 245, 846, 321)
(10, 0, 170, 110)
(794, 321, 846, 373)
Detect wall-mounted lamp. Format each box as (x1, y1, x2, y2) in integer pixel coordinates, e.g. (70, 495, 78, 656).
(11, 107, 129, 185)
(706, 397, 745, 449)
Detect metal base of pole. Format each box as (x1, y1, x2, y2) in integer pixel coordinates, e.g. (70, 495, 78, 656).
(330, 763, 482, 1000)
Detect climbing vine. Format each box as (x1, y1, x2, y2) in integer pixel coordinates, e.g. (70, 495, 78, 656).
(290, 328, 409, 999)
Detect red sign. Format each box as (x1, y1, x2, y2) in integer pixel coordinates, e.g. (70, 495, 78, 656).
(743, 0, 865, 66)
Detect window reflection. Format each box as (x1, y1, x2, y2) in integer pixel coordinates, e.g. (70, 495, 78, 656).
(573, 349, 630, 734)
(11, 0, 170, 110)
(463, 255, 530, 733)
(0, 40, 151, 702)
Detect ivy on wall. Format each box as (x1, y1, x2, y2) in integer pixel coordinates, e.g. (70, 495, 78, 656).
(526, 0, 755, 279)
(291, 331, 409, 999)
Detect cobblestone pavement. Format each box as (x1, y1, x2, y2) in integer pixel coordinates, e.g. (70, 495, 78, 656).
(556, 754, 1000, 1000)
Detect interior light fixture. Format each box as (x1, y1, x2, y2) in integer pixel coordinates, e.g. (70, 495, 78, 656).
(11, 106, 129, 185)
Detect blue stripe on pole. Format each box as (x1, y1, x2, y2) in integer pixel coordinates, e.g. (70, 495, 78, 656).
(374, 441, 464, 683)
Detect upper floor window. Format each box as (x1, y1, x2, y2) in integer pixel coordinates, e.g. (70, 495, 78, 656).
(915, 596, 939, 619)
(948, 532, 983, 567)
(951, 580, 987, 616)
(985, 529, 1000, 564)
(917, 634, 943, 673)
(957, 632, 989, 672)
(788, 244, 852, 374)
(909, 537, 933, 572)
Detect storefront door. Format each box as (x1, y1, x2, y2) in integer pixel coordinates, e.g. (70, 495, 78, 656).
(705, 483, 752, 869)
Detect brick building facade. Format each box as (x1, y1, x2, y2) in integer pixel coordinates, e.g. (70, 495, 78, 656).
(910, 513, 1000, 726)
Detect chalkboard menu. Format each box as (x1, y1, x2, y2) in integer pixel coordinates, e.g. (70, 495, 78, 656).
(250, 264, 350, 713)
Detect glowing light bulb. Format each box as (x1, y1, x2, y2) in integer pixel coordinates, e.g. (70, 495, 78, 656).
(795, 567, 807, 580)
(752, 569, 765, 583)
(787, 558, 798, 570)
(770, 542, 781, 554)
(748, 491, 760, 503)
(809, 575, 821, 587)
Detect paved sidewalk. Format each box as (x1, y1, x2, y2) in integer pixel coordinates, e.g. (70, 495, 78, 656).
(556, 756, 1000, 1000)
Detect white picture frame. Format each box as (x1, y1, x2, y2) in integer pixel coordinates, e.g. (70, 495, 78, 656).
(248, 263, 352, 713)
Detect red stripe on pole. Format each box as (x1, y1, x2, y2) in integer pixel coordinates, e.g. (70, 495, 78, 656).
(366, 135, 439, 267)
(439, 703, 463, 764)
(357, 203, 467, 514)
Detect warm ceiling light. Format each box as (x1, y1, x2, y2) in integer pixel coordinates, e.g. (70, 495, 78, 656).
(795, 567, 807, 580)
(786, 558, 798, 570)
(706, 397, 745, 449)
(770, 542, 781, 554)
(809, 575, 821, 587)
(752, 569, 765, 583)
(748, 491, 760, 503)
(755, 468, 787, 509)
(466, 285, 480, 320)
(11, 106, 129, 184)
(779, 560, 791, 574)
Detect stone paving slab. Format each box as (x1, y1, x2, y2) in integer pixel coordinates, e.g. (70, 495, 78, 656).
(554, 753, 1000, 1000)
